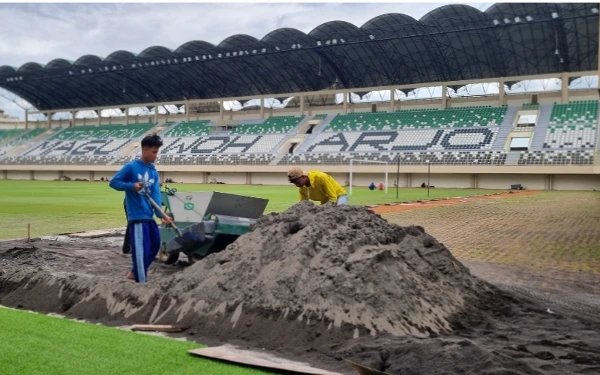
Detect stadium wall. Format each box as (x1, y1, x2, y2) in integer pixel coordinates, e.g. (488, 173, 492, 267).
(1, 165, 599, 191)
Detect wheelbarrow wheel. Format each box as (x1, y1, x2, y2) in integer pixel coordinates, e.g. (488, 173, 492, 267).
(158, 246, 180, 265)
(187, 252, 205, 265)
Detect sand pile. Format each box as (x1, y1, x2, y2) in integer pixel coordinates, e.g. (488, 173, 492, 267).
(164, 201, 493, 341)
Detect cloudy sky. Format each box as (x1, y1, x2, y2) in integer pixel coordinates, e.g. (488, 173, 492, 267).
(0, 2, 500, 118)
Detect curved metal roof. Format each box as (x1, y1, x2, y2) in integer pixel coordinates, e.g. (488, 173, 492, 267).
(0, 2, 597, 111)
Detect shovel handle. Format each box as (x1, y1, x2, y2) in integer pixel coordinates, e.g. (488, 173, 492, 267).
(145, 193, 184, 237)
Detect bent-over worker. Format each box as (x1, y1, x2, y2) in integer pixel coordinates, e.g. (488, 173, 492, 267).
(287, 167, 348, 205)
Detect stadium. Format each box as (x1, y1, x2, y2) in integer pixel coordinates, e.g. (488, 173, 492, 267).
(0, 2, 598, 189)
(0, 2, 600, 375)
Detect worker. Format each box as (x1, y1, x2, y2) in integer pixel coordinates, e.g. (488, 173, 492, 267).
(287, 167, 348, 205)
(109, 134, 172, 283)
(369, 182, 376, 191)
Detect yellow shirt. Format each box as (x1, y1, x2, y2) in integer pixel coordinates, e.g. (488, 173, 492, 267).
(299, 170, 346, 204)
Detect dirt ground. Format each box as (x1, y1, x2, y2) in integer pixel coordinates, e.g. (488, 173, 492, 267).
(370, 190, 537, 215)
(1, 191, 600, 375)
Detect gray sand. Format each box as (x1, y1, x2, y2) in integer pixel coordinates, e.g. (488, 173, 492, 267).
(165, 201, 492, 339)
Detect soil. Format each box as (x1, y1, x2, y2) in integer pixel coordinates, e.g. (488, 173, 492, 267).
(1, 200, 600, 375)
(370, 190, 538, 215)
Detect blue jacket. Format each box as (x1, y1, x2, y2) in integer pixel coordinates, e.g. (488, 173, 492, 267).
(109, 159, 163, 222)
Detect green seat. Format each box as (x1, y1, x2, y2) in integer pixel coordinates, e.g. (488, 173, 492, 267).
(49, 123, 155, 140)
(324, 105, 508, 131)
(232, 115, 305, 135)
(163, 120, 211, 137)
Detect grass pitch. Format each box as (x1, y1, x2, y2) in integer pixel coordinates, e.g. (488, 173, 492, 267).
(0, 307, 278, 375)
(0, 180, 499, 239)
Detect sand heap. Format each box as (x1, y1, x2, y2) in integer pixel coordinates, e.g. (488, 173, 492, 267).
(164, 201, 493, 341)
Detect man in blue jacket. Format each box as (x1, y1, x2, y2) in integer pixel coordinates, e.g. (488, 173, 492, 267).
(109, 134, 172, 283)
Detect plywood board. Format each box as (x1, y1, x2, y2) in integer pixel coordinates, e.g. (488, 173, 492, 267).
(345, 360, 392, 375)
(68, 228, 125, 238)
(131, 324, 184, 332)
(189, 345, 344, 375)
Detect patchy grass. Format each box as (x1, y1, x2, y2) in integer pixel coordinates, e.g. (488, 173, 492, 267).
(384, 191, 600, 274)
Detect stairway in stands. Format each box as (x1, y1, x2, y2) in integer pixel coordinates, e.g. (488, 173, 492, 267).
(529, 104, 553, 150)
(294, 114, 335, 153)
(491, 106, 518, 150)
(268, 116, 311, 153)
(504, 151, 521, 165)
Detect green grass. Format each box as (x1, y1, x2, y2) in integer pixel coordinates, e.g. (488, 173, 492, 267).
(0, 180, 501, 239)
(0, 307, 277, 375)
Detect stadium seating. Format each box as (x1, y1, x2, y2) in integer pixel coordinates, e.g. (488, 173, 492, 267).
(0, 154, 115, 166)
(305, 128, 499, 153)
(549, 100, 598, 124)
(279, 151, 508, 166)
(232, 115, 305, 134)
(0, 129, 27, 142)
(521, 103, 540, 110)
(518, 150, 595, 165)
(49, 123, 154, 140)
(325, 106, 507, 132)
(313, 114, 327, 119)
(1, 103, 597, 167)
(157, 153, 275, 166)
(543, 101, 598, 149)
(9, 128, 47, 142)
(162, 120, 211, 137)
(110, 153, 275, 166)
(0, 128, 49, 157)
(159, 134, 285, 155)
(19, 138, 133, 158)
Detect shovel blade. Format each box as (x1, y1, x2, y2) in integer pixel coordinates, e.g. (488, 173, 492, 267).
(174, 232, 204, 253)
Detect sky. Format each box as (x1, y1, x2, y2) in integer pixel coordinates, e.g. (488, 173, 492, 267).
(0, 2, 596, 120)
(0, 2, 497, 119)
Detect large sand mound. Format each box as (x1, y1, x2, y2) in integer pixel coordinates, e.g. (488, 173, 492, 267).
(166, 201, 492, 339)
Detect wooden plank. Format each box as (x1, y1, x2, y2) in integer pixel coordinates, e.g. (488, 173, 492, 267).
(131, 324, 184, 333)
(188, 346, 345, 375)
(344, 360, 392, 375)
(67, 228, 126, 238)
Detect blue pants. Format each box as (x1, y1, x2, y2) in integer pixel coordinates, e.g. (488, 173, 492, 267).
(128, 220, 161, 284)
(337, 195, 349, 205)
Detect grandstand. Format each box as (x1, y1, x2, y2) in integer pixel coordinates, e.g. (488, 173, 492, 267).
(0, 2, 599, 190)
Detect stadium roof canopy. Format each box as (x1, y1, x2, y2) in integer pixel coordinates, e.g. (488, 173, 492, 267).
(0, 2, 598, 112)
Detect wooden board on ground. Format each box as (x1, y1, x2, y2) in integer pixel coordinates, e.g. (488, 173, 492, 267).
(345, 359, 392, 375)
(131, 324, 184, 332)
(189, 345, 345, 375)
(67, 228, 125, 238)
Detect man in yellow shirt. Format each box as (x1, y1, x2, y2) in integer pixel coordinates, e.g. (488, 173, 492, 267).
(287, 167, 348, 205)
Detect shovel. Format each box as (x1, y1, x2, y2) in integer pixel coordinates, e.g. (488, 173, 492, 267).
(143, 190, 204, 253)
